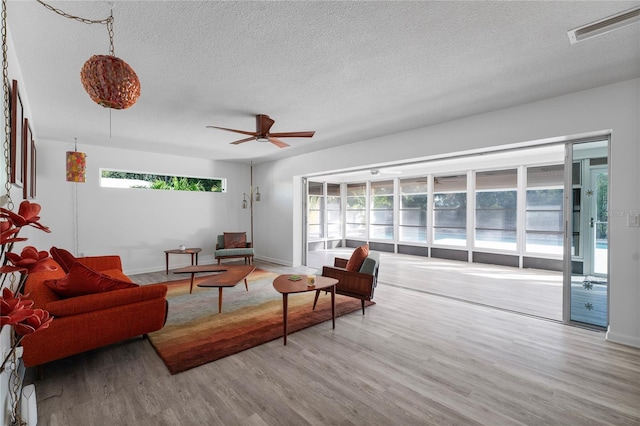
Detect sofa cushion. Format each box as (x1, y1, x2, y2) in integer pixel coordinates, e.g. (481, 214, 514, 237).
(50, 246, 77, 273)
(346, 244, 369, 272)
(44, 262, 138, 298)
(100, 269, 133, 283)
(23, 258, 66, 307)
(224, 232, 246, 248)
(45, 284, 167, 317)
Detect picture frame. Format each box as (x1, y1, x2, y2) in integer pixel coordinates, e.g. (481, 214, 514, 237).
(23, 119, 31, 200)
(30, 139, 37, 199)
(10, 79, 24, 187)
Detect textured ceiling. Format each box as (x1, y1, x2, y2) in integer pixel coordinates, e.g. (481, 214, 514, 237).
(6, 1, 640, 164)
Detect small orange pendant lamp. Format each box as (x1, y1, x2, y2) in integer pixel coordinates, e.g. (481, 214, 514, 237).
(66, 139, 86, 183)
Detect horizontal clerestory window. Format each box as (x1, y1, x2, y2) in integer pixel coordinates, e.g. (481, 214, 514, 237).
(100, 169, 226, 192)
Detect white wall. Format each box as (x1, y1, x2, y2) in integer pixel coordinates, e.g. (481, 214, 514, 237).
(32, 142, 251, 275)
(254, 78, 640, 348)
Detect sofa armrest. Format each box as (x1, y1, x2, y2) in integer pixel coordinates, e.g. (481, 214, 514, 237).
(334, 258, 349, 268)
(77, 255, 123, 273)
(246, 242, 253, 248)
(45, 284, 168, 317)
(322, 265, 375, 298)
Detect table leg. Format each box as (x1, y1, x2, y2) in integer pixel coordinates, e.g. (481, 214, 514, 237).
(331, 285, 336, 329)
(218, 288, 223, 313)
(189, 273, 195, 294)
(283, 294, 288, 345)
(195, 252, 199, 265)
(244, 278, 248, 291)
(190, 253, 195, 266)
(165, 253, 169, 274)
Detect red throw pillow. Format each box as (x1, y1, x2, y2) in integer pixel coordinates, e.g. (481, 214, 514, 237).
(224, 232, 246, 248)
(345, 244, 369, 272)
(50, 246, 78, 273)
(44, 262, 138, 298)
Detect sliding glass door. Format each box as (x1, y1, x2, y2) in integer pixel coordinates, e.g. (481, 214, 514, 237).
(565, 139, 609, 328)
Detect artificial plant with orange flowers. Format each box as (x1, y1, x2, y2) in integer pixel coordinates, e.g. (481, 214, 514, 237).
(0, 200, 54, 373)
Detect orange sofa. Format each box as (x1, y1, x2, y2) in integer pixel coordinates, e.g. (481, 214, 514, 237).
(22, 255, 168, 367)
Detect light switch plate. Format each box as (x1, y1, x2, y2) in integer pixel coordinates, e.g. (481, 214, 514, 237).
(628, 213, 640, 227)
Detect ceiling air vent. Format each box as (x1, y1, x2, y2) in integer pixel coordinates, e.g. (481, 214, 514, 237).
(568, 6, 640, 44)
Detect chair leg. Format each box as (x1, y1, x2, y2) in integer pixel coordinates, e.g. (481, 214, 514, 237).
(361, 299, 365, 315)
(313, 289, 321, 310)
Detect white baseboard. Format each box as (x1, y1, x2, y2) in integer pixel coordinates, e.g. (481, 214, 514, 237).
(605, 328, 640, 348)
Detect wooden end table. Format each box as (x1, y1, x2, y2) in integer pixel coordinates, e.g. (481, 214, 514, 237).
(272, 275, 338, 345)
(173, 265, 255, 312)
(165, 248, 201, 274)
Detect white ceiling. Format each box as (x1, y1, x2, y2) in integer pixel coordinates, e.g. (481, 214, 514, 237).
(7, 1, 640, 164)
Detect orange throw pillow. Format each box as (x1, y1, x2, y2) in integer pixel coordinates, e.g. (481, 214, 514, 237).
(50, 246, 78, 273)
(44, 262, 138, 298)
(345, 244, 369, 272)
(224, 232, 246, 248)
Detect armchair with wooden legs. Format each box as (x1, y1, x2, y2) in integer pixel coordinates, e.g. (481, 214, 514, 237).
(313, 250, 380, 315)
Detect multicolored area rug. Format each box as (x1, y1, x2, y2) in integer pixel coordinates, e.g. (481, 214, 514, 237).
(148, 269, 374, 374)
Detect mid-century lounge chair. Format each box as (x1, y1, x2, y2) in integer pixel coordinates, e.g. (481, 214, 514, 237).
(314, 245, 380, 315)
(214, 232, 254, 264)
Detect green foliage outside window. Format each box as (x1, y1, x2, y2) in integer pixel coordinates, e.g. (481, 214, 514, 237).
(101, 170, 225, 192)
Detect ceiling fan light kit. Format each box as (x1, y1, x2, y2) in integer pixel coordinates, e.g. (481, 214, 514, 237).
(207, 114, 315, 149)
(567, 6, 640, 44)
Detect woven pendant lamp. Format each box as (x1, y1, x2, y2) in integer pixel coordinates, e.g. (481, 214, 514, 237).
(35, 2, 141, 109)
(80, 55, 140, 109)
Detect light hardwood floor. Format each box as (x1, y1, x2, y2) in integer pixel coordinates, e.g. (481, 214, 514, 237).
(26, 256, 639, 425)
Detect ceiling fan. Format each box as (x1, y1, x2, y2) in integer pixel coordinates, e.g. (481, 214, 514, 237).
(206, 114, 315, 148)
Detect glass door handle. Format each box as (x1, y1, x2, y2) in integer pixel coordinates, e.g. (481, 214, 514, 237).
(590, 217, 594, 228)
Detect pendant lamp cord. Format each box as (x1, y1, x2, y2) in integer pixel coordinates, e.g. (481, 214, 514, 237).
(36, 0, 115, 55)
(73, 138, 80, 256)
(2, 0, 13, 211)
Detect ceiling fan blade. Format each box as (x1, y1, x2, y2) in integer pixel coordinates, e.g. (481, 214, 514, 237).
(268, 131, 315, 138)
(268, 136, 290, 148)
(230, 136, 257, 145)
(206, 125, 257, 137)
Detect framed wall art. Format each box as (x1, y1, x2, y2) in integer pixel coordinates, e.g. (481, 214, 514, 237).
(23, 119, 31, 199)
(10, 79, 24, 187)
(30, 139, 37, 199)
